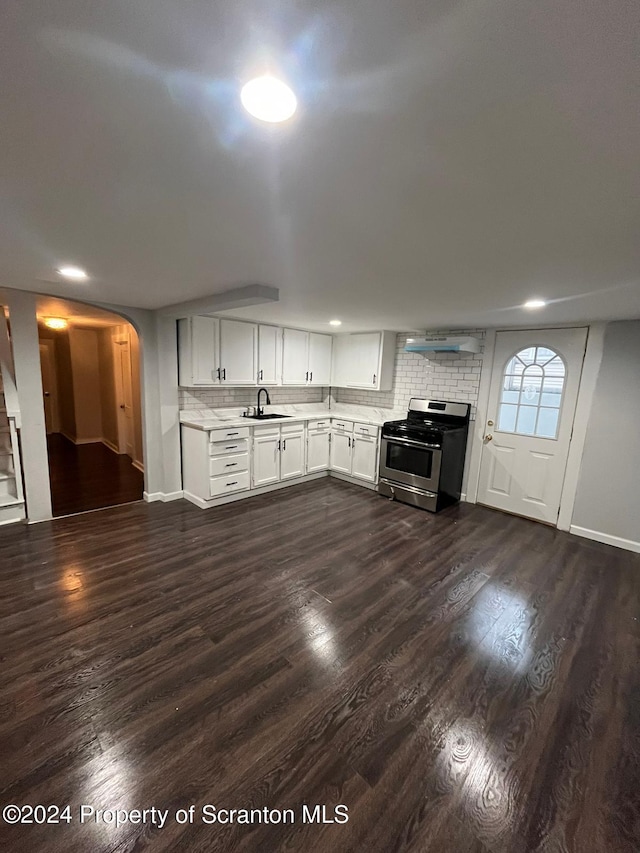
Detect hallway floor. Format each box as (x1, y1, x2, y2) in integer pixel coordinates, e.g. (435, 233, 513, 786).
(47, 433, 144, 516)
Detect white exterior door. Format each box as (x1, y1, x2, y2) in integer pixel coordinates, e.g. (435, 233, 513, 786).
(282, 329, 309, 385)
(219, 320, 257, 385)
(280, 431, 305, 480)
(308, 333, 332, 385)
(257, 325, 281, 385)
(252, 434, 280, 486)
(477, 328, 587, 524)
(330, 432, 353, 474)
(352, 434, 378, 483)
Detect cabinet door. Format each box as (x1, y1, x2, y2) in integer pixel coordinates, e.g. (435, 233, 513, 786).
(351, 434, 379, 483)
(348, 333, 381, 388)
(257, 325, 282, 385)
(330, 431, 352, 475)
(308, 333, 332, 385)
(179, 316, 219, 386)
(219, 319, 257, 385)
(331, 334, 352, 387)
(307, 430, 330, 473)
(282, 329, 309, 385)
(252, 434, 280, 486)
(280, 431, 305, 480)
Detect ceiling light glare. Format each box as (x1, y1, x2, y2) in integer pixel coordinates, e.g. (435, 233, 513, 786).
(240, 76, 297, 123)
(524, 299, 547, 309)
(57, 265, 88, 281)
(329, 319, 342, 326)
(44, 317, 68, 330)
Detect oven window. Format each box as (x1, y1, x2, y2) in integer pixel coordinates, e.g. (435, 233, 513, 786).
(386, 443, 434, 478)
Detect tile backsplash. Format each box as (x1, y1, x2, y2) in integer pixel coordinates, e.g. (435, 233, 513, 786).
(334, 330, 486, 417)
(179, 386, 329, 410)
(179, 329, 486, 418)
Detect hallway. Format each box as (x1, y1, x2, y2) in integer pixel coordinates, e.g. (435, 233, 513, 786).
(47, 433, 143, 516)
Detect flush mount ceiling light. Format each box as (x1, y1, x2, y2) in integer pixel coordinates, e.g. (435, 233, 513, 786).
(524, 299, 547, 309)
(44, 317, 68, 330)
(57, 265, 88, 281)
(240, 76, 297, 123)
(329, 319, 342, 326)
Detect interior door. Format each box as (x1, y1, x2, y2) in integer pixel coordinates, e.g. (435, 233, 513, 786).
(39, 341, 58, 434)
(477, 328, 587, 524)
(114, 340, 135, 457)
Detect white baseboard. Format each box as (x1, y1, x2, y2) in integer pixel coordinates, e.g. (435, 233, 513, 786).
(144, 490, 184, 503)
(328, 470, 378, 491)
(570, 525, 640, 554)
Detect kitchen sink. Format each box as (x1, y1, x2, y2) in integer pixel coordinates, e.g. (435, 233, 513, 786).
(244, 413, 292, 420)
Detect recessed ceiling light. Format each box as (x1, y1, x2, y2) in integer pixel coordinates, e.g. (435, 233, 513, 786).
(524, 299, 547, 309)
(57, 265, 88, 281)
(329, 319, 342, 326)
(44, 317, 68, 330)
(240, 76, 297, 123)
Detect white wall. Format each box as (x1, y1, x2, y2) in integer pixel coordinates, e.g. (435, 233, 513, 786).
(179, 386, 328, 410)
(571, 320, 640, 551)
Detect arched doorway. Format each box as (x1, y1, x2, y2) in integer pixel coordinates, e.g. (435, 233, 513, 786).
(36, 296, 144, 516)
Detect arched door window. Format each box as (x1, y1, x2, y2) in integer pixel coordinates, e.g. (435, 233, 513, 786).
(498, 346, 566, 438)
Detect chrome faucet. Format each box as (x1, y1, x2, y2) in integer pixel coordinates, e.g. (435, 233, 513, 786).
(256, 387, 271, 417)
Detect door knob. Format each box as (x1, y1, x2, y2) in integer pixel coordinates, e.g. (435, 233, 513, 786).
(487, 420, 494, 426)
(485, 434, 493, 441)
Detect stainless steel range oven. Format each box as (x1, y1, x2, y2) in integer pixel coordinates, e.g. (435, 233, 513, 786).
(378, 399, 470, 512)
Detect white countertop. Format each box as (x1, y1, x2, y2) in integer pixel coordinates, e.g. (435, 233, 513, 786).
(180, 403, 405, 431)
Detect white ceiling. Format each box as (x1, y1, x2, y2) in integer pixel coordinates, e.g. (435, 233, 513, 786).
(1, 0, 639, 332)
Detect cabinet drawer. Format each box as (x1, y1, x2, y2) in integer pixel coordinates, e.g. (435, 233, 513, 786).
(281, 421, 304, 435)
(253, 424, 280, 437)
(209, 438, 249, 456)
(210, 470, 250, 497)
(209, 426, 249, 443)
(354, 422, 378, 437)
(331, 419, 353, 433)
(209, 453, 249, 477)
(307, 418, 331, 431)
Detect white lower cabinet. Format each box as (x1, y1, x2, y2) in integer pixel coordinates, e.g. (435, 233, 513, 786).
(280, 430, 305, 480)
(330, 421, 380, 483)
(253, 424, 305, 486)
(306, 429, 330, 473)
(351, 434, 378, 483)
(252, 431, 281, 487)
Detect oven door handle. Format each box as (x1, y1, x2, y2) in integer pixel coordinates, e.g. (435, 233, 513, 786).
(382, 436, 442, 451)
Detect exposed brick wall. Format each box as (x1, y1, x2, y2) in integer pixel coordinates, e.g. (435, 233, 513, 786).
(179, 386, 329, 410)
(334, 330, 486, 418)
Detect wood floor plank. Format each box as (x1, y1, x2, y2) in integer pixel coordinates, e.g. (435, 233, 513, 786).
(1, 478, 639, 853)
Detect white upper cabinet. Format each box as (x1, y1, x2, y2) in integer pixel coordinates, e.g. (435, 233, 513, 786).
(219, 320, 257, 385)
(308, 333, 332, 385)
(178, 316, 219, 386)
(331, 331, 396, 390)
(257, 325, 282, 385)
(282, 328, 310, 385)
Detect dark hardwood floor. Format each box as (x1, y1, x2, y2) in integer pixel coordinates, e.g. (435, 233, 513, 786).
(0, 478, 638, 853)
(47, 433, 144, 516)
